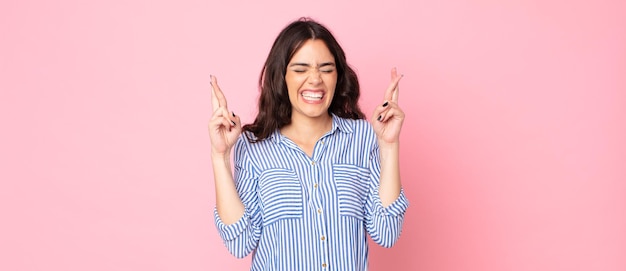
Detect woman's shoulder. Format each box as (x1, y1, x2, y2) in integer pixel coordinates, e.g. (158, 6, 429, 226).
(236, 131, 258, 147)
(234, 131, 272, 162)
(235, 130, 279, 150)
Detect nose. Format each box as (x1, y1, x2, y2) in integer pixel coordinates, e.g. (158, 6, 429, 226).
(308, 69, 323, 85)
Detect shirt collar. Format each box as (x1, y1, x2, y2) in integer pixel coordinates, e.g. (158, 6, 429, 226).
(330, 114, 354, 134)
(270, 114, 354, 144)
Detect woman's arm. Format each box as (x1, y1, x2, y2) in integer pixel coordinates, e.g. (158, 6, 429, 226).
(209, 75, 262, 257)
(213, 138, 263, 258)
(208, 74, 244, 224)
(365, 143, 409, 248)
(371, 68, 405, 207)
(377, 142, 402, 207)
(212, 151, 245, 224)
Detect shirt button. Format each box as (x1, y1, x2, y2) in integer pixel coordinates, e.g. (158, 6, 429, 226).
(321, 236, 325, 241)
(322, 263, 327, 268)
(317, 208, 322, 214)
(311, 161, 316, 165)
(313, 183, 318, 188)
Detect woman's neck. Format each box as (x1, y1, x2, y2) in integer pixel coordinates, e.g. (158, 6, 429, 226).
(281, 114, 333, 147)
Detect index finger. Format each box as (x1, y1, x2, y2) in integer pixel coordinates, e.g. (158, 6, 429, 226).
(210, 75, 228, 110)
(391, 69, 402, 103)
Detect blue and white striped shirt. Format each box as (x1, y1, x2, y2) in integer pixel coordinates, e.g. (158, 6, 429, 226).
(214, 115, 409, 270)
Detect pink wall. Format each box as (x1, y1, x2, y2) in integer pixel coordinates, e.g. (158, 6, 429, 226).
(1, 0, 625, 270)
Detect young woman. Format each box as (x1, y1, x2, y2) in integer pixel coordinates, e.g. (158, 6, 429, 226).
(209, 18, 408, 270)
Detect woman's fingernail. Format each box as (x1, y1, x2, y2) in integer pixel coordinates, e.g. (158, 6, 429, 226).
(232, 112, 235, 117)
(377, 115, 382, 121)
(382, 101, 388, 107)
(231, 120, 236, 126)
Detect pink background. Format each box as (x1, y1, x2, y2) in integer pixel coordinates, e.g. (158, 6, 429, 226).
(1, 0, 625, 270)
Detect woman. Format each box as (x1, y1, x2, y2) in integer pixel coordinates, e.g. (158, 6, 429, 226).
(209, 18, 408, 270)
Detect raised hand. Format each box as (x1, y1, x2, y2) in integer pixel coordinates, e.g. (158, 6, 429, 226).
(208, 75, 242, 156)
(371, 68, 405, 145)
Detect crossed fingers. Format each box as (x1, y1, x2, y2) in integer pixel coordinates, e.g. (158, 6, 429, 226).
(210, 75, 237, 130)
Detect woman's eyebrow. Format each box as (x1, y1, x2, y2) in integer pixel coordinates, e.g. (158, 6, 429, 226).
(288, 62, 336, 68)
(289, 63, 311, 67)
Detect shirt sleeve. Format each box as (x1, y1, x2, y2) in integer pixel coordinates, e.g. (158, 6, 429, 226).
(364, 144, 410, 248)
(213, 136, 263, 258)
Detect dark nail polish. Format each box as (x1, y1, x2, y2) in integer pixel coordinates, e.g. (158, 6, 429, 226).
(383, 101, 388, 107)
(231, 120, 236, 126)
(377, 115, 382, 121)
(232, 112, 235, 117)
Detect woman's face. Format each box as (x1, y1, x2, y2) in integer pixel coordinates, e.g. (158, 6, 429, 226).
(285, 39, 337, 122)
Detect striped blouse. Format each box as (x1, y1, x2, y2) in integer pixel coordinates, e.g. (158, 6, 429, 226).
(214, 115, 409, 271)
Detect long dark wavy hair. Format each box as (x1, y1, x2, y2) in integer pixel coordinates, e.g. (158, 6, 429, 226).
(242, 18, 365, 142)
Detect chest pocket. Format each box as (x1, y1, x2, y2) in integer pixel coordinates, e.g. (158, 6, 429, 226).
(258, 168, 304, 226)
(333, 164, 370, 220)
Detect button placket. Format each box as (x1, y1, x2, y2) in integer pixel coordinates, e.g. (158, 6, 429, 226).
(310, 136, 330, 270)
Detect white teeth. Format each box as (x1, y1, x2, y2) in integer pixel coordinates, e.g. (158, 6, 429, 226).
(302, 92, 323, 100)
